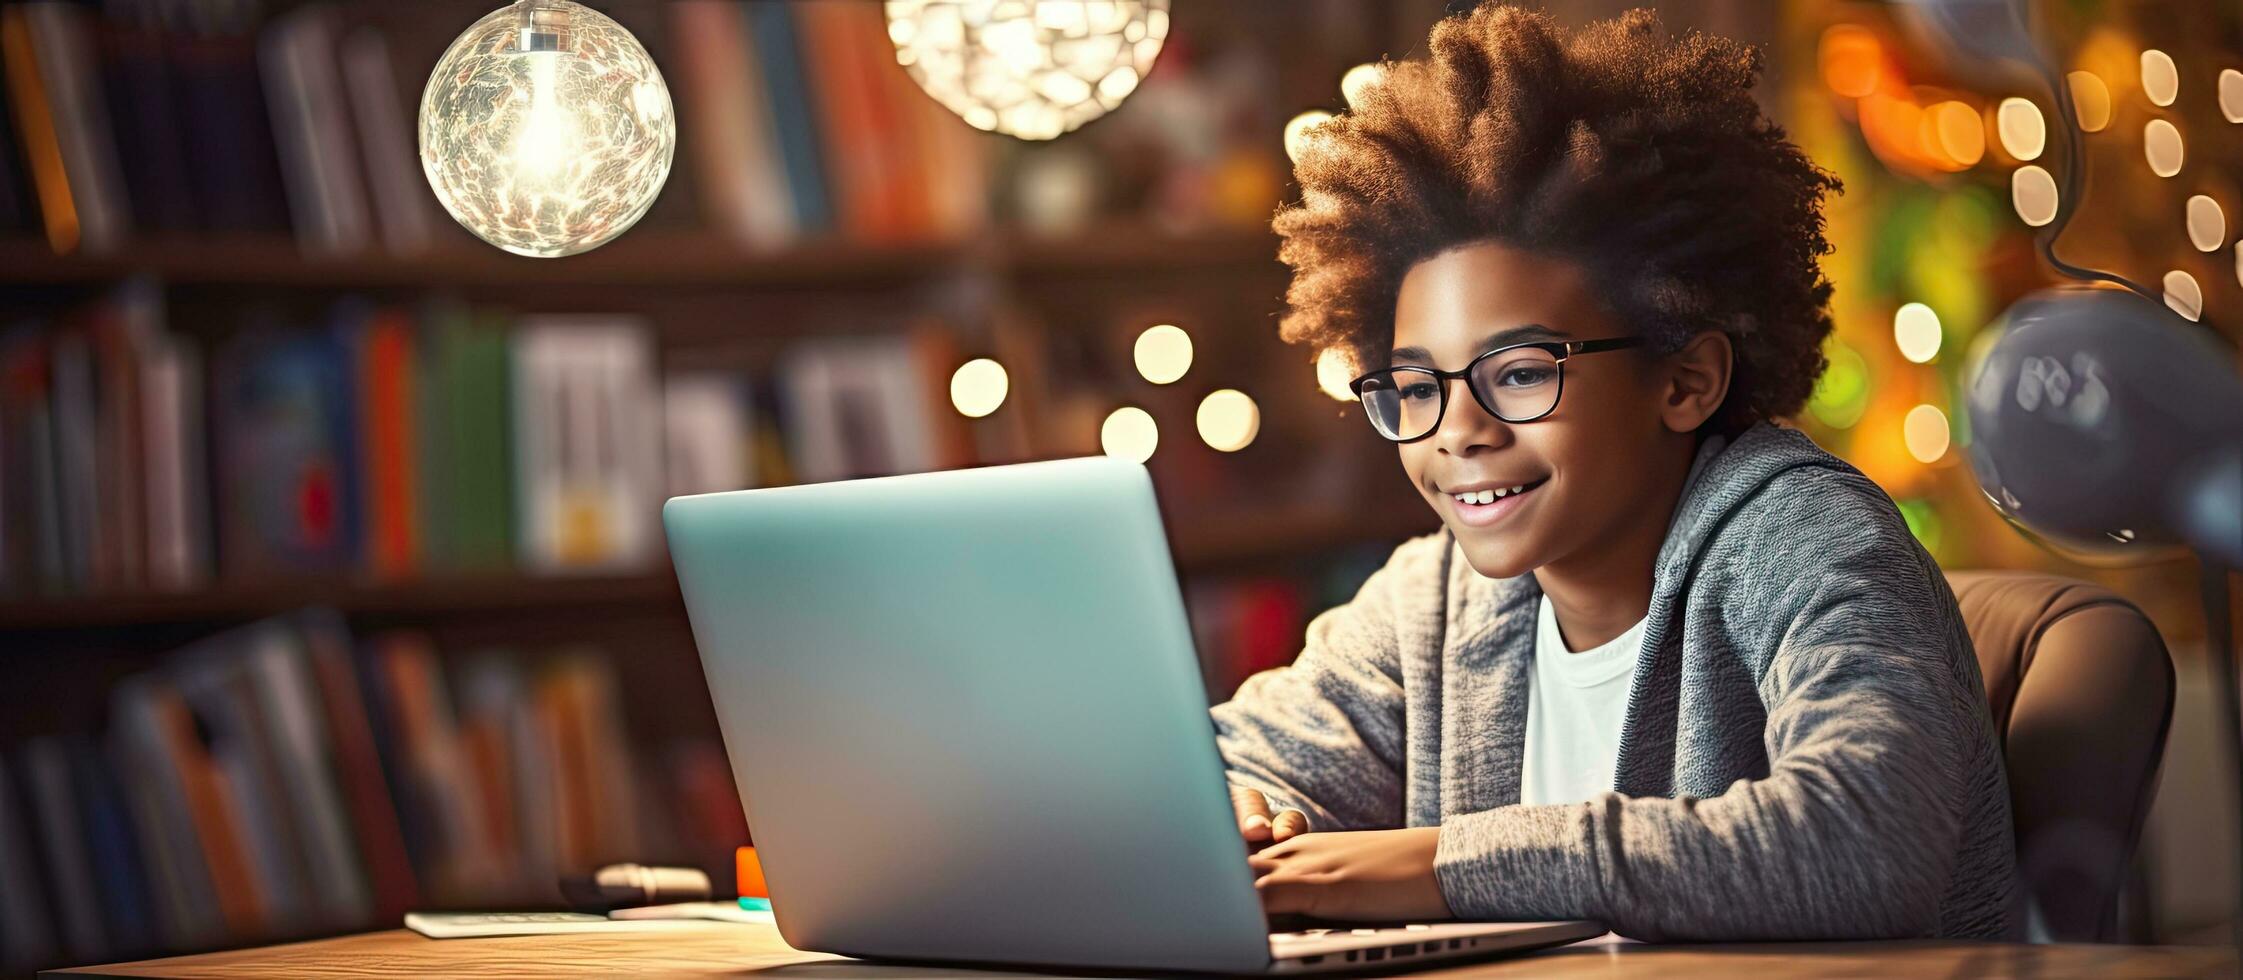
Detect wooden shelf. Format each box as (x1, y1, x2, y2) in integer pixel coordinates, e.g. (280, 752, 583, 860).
(0, 505, 1438, 631)
(0, 224, 1282, 290)
(0, 571, 685, 631)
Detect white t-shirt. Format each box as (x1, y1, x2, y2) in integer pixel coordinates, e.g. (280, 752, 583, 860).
(1519, 594, 1646, 806)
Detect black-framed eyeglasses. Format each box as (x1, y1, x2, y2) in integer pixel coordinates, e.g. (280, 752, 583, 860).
(1348, 336, 1646, 442)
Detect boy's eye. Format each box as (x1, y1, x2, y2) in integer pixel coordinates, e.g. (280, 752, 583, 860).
(1496, 365, 1556, 388)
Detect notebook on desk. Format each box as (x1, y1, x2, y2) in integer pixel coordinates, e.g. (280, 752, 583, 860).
(663, 456, 1604, 974)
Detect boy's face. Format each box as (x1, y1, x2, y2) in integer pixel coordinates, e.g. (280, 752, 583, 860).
(1388, 240, 1690, 580)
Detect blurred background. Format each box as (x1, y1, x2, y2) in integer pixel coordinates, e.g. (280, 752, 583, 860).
(0, 0, 2237, 971)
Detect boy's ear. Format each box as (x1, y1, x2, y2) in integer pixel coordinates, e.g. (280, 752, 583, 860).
(1660, 330, 1733, 433)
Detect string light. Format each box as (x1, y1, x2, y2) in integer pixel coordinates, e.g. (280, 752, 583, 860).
(2163, 270, 2203, 321)
(2011, 166, 2059, 226)
(949, 358, 1009, 418)
(1315, 347, 1358, 402)
(1133, 324, 1192, 384)
(1195, 389, 1260, 452)
(2144, 119, 2184, 177)
(1996, 98, 2045, 161)
(2068, 71, 2111, 132)
(2187, 195, 2227, 253)
(1894, 303, 1942, 363)
(1101, 407, 1158, 463)
(1904, 404, 1951, 463)
(2140, 50, 2178, 107)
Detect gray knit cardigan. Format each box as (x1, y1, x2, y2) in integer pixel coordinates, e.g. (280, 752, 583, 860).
(1212, 422, 2020, 941)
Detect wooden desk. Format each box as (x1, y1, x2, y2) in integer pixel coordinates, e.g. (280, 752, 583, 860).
(44, 923, 2238, 978)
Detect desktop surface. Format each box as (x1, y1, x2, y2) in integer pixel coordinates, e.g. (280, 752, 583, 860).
(44, 922, 2237, 978)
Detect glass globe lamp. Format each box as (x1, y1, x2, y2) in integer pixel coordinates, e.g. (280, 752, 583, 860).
(419, 0, 676, 257)
(886, 0, 1170, 141)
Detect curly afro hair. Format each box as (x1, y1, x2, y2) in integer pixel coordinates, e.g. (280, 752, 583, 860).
(1273, 5, 1841, 434)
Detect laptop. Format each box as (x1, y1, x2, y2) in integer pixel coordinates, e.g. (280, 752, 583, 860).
(663, 456, 1605, 974)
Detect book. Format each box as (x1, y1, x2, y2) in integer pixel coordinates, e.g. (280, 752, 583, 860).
(240, 620, 374, 927)
(99, 2, 198, 234)
(210, 313, 365, 577)
(510, 317, 662, 573)
(172, 0, 291, 233)
(298, 610, 419, 922)
(742, 1, 834, 236)
(422, 305, 513, 571)
(662, 371, 754, 498)
(11, 1, 131, 252)
(18, 738, 105, 961)
(140, 330, 209, 591)
(338, 26, 434, 254)
(0, 753, 58, 971)
(776, 331, 961, 483)
(67, 740, 157, 960)
(357, 308, 421, 579)
(669, 1, 796, 248)
(259, 3, 371, 253)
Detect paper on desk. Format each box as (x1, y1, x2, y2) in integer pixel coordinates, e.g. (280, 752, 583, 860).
(609, 900, 776, 924)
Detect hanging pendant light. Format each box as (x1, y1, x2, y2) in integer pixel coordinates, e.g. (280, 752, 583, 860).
(420, 0, 675, 257)
(885, 0, 1171, 141)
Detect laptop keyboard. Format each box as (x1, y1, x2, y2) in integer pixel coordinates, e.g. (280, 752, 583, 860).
(1269, 923, 1504, 967)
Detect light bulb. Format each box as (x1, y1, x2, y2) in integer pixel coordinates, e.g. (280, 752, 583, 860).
(420, 0, 675, 257)
(886, 0, 1170, 141)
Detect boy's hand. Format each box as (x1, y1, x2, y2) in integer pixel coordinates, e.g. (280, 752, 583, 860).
(1247, 827, 1453, 922)
(1231, 786, 1310, 844)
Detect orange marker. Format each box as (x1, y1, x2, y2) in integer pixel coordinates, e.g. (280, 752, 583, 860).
(736, 846, 768, 899)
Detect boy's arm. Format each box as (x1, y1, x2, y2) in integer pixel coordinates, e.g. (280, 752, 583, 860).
(1210, 534, 1443, 832)
(1435, 482, 1999, 940)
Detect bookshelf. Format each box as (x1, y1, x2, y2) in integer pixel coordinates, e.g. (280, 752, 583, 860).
(0, 0, 1442, 971)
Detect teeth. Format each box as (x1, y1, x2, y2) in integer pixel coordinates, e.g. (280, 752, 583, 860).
(1452, 484, 1532, 506)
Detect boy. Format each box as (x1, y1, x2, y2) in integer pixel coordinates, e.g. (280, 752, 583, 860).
(1213, 6, 2018, 941)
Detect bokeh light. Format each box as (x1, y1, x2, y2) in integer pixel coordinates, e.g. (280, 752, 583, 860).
(1818, 24, 1883, 99)
(1100, 406, 1158, 463)
(1315, 347, 1358, 402)
(1894, 302, 1942, 363)
(1996, 98, 2045, 161)
(1133, 324, 1192, 384)
(2067, 71, 2111, 132)
(2144, 119, 2184, 177)
(949, 358, 1009, 418)
(419, 0, 676, 258)
(2187, 195, 2227, 253)
(2011, 166, 2059, 226)
(1340, 62, 1385, 110)
(2222, 69, 2243, 123)
(2164, 270, 2203, 321)
(1904, 404, 1951, 463)
(1195, 389, 1260, 452)
(1284, 110, 1334, 165)
(1807, 341, 1871, 429)
(1896, 498, 1945, 556)
(2140, 50, 2178, 107)
(1929, 101, 1984, 167)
